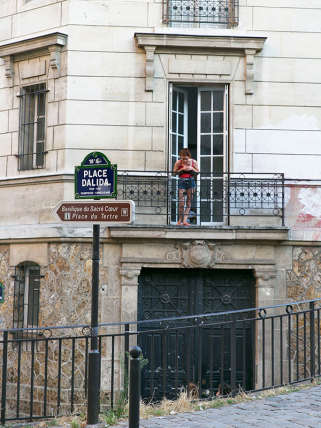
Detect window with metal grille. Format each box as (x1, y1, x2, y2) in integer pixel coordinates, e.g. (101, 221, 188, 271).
(13, 262, 41, 336)
(18, 83, 47, 171)
(163, 0, 239, 27)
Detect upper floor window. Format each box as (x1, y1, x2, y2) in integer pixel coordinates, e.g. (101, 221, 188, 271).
(18, 83, 47, 171)
(163, 0, 239, 28)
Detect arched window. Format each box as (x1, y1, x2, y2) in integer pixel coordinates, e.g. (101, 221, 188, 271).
(13, 261, 42, 333)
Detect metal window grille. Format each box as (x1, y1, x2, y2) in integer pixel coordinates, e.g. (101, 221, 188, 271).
(13, 261, 41, 339)
(163, 0, 239, 26)
(18, 83, 47, 171)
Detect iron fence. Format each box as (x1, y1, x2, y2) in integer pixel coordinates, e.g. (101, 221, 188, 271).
(1, 298, 321, 423)
(117, 171, 285, 226)
(162, 0, 239, 26)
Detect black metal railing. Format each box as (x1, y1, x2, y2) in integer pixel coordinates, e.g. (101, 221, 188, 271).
(1, 298, 321, 423)
(117, 171, 285, 226)
(163, 0, 239, 26)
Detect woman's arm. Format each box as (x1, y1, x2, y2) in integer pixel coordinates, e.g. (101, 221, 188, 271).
(173, 160, 180, 175)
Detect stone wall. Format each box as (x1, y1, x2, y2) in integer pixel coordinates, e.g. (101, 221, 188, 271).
(287, 246, 321, 380)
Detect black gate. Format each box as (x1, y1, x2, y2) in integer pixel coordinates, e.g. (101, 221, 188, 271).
(138, 268, 255, 399)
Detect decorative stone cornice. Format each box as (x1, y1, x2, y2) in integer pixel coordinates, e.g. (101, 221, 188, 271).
(135, 32, 267, 94)
(0, 32, 68, 82)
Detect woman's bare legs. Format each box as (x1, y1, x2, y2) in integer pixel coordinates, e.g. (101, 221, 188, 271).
(177, 188, 185, 225)
(182, 188, 194, 225)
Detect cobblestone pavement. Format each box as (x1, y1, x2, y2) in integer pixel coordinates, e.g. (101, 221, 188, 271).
(109, 384, 321, 428)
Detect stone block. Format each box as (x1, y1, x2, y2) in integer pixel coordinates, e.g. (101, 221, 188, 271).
(233, 129, 245, 153)
(295, 58, 321, 84)
(0, 0, 16, 18)
(233, 80, 246, 105)
(295, 83, 321, 107)
(0, 110, 8, 133)
(0, 133, 11, 156)
(0, 88, 12, 111)
(253, 105, 321, 130)
(152, 78, 166, 103)
(291, 7, 321, 32)
(246, 129, 321, 155)
(103, 244, 122, 267)
(234, 105, 252, 129)
(68, 1, 109, 26)
(148, 2, 163, 27)
(255, 57, 295, 83)
(46, 126, 54, 151)
(152, 126, 165, 152)
(233, 153, 252, 173)
(253, 153, 321, 180)
(0, 16, 12, 42)
(101, 77, 152, 102)
(251, 82, 295, 107)
(10, 243, 49, 266)
(65, 100, 146, 127)
(54, 76, 67, 102)
(145, 150, 166, 170)
(8, 109, 18, 133)
(47, 102, 59, 127)
(107, 1, 148, 27)
(146, 102, 165, 127)
(281, 32, 321, 59)
(253, 6, 291, 31)
(67, 26, 114, 52)
(12, 3, 61, 38)
(111, 26, 141, 53)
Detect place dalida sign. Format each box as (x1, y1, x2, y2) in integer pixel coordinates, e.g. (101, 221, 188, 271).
(74, 151, 117, 199)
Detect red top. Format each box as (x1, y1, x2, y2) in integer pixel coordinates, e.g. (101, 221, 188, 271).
(178, 159, 194, 178)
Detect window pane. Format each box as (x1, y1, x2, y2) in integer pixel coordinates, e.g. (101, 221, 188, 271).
(200, 156, 211, 175)
(178, 113, 184, 135)
(212, 201, 223, 222)
(213, 156, 223, 174)
(213, 135, 223, 155)
(201, 135, 211, 155)
(178, 136, 184, 153)
(178, 92, 184, 113)
(213, 113, 223, 133)
(172, 112, 177, 133)
(201, 91, 211, 111)
(213, 90, 224, 111)
(172, 134, 177, 155)
(201, 113, 211, 133)
(172, 90, 177, 110)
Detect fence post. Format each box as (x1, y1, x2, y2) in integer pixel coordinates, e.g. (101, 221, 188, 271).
(231, 313, 237, 396)
(1, 331, 8, 425)
(129, 346, 141, 428)
(310, 301, 315, 380)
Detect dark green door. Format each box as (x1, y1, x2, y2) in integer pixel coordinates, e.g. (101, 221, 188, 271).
(138, 268, 255, 399)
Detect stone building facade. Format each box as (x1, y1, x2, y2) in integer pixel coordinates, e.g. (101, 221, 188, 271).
(1, 0, 321, 409)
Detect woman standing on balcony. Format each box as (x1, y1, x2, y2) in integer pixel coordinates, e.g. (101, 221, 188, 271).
(173, 148, 199, 226)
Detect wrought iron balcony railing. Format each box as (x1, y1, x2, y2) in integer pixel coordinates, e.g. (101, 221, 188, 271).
(117, 171, 285, 226)
(162, 0, 239, 26)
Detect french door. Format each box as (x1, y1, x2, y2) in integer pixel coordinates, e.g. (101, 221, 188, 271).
(169, 85, 228, 224)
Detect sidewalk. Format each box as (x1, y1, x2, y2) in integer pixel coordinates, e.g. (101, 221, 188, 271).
(109, 384, 321, 428)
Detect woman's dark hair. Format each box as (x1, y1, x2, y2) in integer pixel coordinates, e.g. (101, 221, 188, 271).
(179, 148, 192, 158)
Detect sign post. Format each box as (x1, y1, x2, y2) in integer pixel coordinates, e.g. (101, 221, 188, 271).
(53, 152, 134, 425)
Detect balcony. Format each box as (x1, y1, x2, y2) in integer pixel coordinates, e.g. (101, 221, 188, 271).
(162, 0, 239, 27)
(116, 171, 285, 228)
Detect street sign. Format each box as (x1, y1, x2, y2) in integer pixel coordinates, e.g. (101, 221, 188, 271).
(52, 200, 135, 224)
(75, 152, 117, 199)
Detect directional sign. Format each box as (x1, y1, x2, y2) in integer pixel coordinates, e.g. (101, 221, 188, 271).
(52, 200, 135, 224)
(75, 152, 117, 199)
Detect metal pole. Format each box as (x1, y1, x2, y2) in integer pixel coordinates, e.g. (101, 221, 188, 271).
(87, 224, 100, 425)
(129, 346, 141, 428)
(1, 331, 8, 425)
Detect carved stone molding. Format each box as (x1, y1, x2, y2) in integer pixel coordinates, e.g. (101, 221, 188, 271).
(2, 55, 14, 87)
(0, 32, 67, 83)
(181, 240, 215, 268)
(254, 269, 277, 287)
(245, 49, 256, 95)
(119, 268, 141, 286)
(165, 244, 180, 261)
(135, 33, 267, 94)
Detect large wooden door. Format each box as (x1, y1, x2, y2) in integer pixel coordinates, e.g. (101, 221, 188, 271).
(138, 268, 255, 399)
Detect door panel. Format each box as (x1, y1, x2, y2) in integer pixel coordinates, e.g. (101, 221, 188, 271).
(138, 268, 255, 400)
